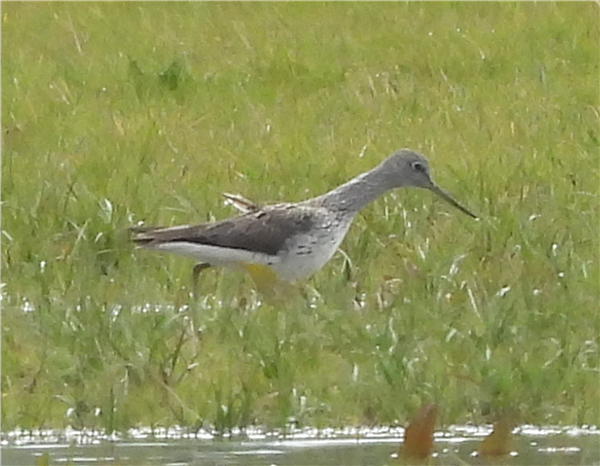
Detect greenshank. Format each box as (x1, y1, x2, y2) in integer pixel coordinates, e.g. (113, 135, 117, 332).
(132, 149, 477, 289)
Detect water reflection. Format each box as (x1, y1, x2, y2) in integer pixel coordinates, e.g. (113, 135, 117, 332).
(2, 425, 598, 466)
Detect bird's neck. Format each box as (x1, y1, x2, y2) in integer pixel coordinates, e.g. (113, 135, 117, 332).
(311, 163, 392, 214)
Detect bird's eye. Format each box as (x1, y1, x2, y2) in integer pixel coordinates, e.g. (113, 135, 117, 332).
(412, 161, 426, 173)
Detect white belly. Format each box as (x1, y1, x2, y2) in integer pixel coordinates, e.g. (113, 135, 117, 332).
(272, 220, 353, 281)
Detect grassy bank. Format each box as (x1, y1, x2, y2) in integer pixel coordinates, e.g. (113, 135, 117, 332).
(2, 2, 598, 433)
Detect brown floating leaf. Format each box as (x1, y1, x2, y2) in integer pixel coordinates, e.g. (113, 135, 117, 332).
(399, 403, 437, 464)
(478, 416, 514, 458)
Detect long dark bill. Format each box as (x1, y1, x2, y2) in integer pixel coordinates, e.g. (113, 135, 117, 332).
(429, 184, 478, 219)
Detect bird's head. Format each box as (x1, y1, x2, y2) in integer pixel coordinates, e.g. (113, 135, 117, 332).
(381, 149, 478, 219)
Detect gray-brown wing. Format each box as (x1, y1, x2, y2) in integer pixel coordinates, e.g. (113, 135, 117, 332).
(132, 206, 315, 256)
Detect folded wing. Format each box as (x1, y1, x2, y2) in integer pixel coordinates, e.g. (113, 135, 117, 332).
(132, 205, 315, 256)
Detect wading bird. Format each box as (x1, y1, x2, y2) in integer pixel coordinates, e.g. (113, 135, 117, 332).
(132, 149, 477, 292)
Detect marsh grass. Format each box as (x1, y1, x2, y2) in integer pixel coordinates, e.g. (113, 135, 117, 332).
(2, 2, 598, 433)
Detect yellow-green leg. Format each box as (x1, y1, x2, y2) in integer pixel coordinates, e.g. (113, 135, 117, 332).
(192, 262, 211, 297)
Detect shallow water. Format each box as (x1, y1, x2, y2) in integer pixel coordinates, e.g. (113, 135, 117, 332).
(2, 425, 599, 466)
